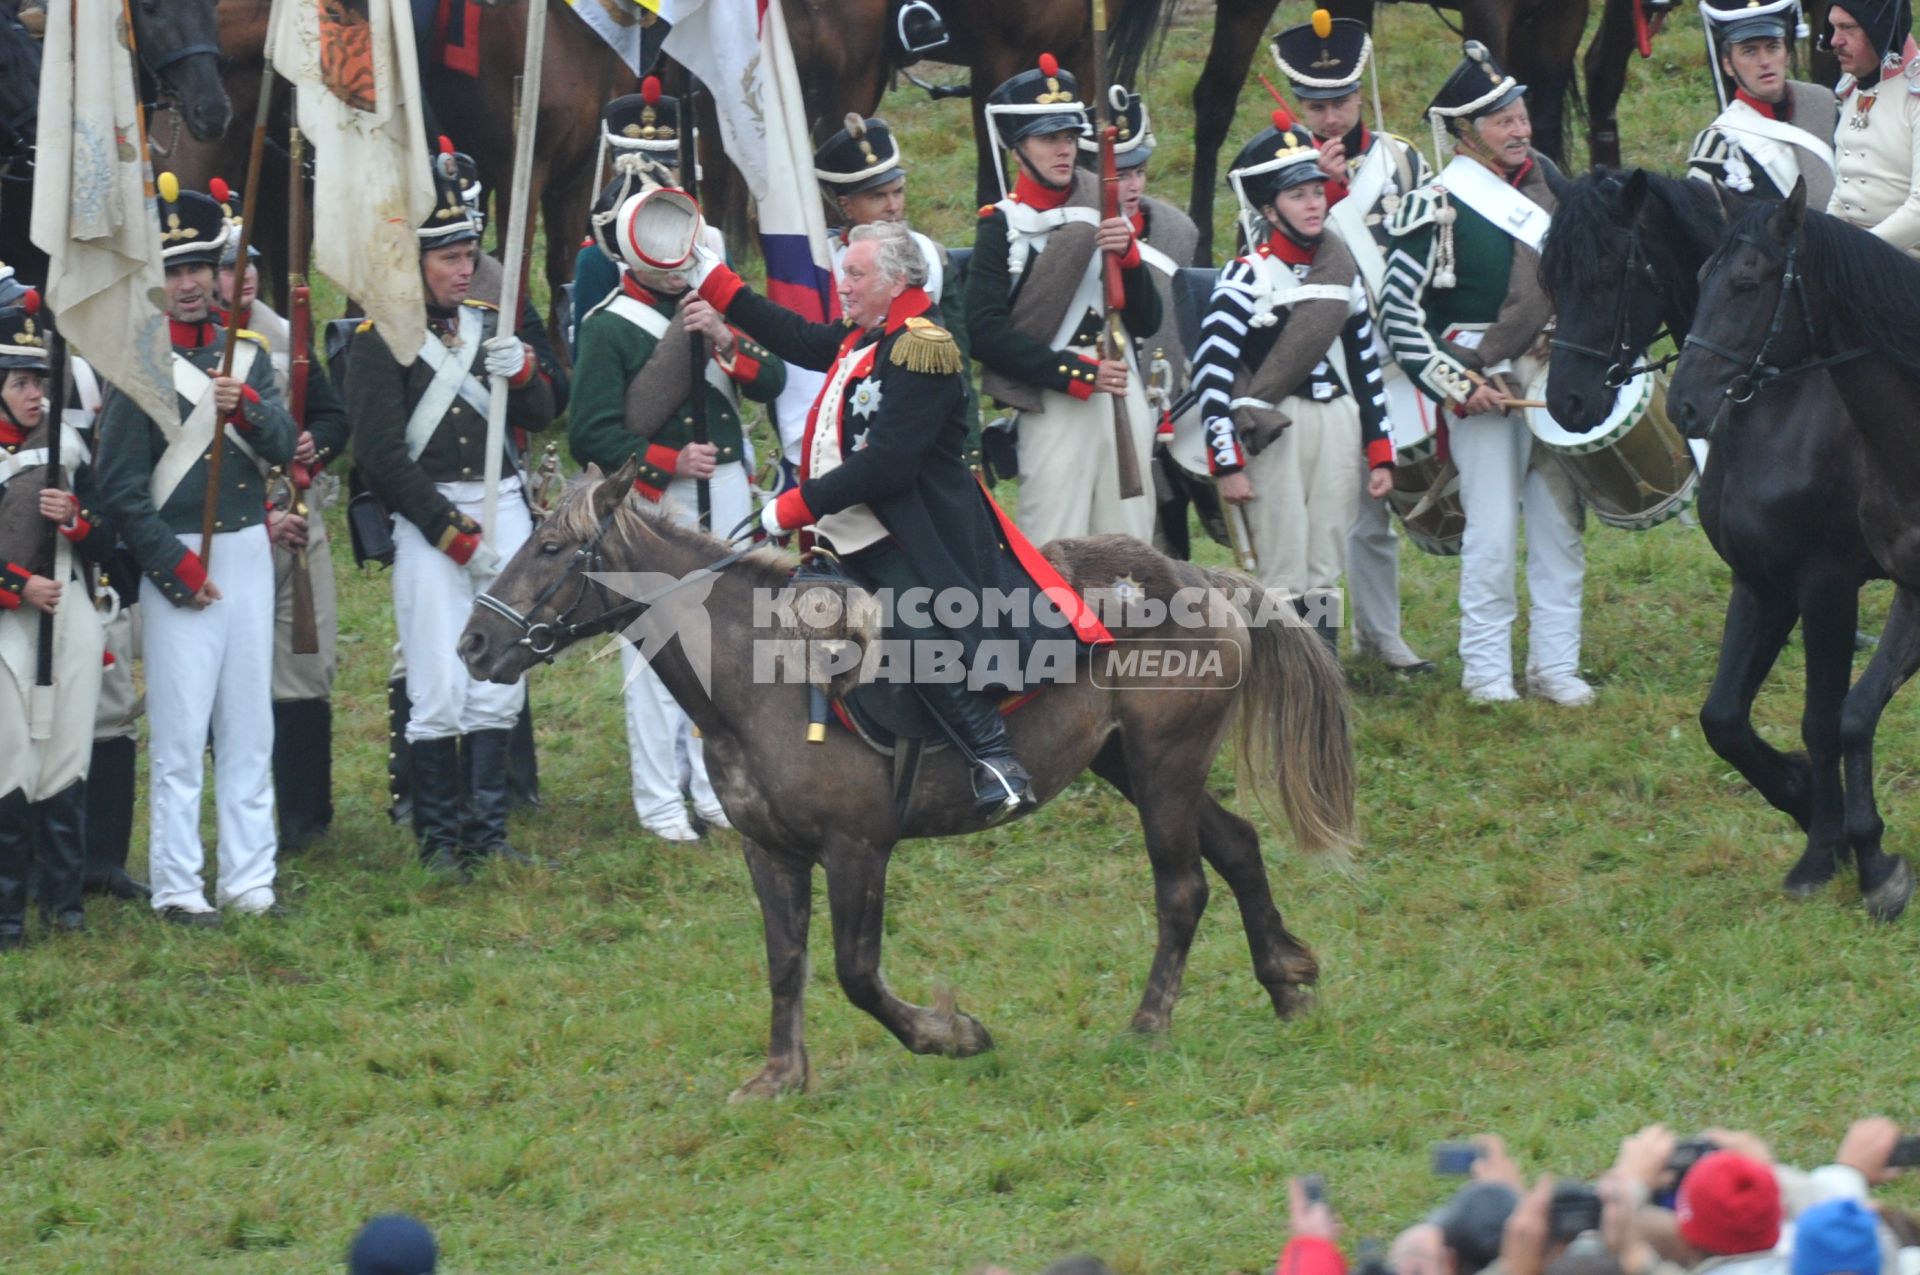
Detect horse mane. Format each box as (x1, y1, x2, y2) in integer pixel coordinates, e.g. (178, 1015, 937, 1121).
(1542, 169, 1724, 307)
(1721, 199, 1920, 379)
(550, 472, 794, 589)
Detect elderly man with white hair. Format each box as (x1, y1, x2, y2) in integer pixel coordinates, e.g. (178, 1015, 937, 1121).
(684, 221, 1113, 821)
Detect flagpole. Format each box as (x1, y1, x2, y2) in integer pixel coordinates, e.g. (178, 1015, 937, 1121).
(484, 0, 549, 549)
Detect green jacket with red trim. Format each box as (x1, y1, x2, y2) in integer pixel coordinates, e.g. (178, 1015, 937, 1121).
(567, 278, 783, 501)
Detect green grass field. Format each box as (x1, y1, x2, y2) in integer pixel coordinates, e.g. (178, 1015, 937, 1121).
(9, 6, 1920, 1272)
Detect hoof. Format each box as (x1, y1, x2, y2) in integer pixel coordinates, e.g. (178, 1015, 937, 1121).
(1864, 857, 1915, 923)
(928, 984, 996, 1057)
(727, 1058, 810, 1103)
(1128, 1009, 1173, 1035)
(1784, 846, 1841, 898)
(1271, 981, 1317, 1019)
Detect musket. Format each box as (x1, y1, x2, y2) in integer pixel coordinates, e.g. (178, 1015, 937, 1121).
(285, 124, 319, 655)
(31, 316, 68, 738)
(199, 59, 277, 569)
(1088, 0, 1144, 501)
(680, 65, 712, 530)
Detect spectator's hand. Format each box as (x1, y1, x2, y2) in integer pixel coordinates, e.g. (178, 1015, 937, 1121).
(1614, 1124, 1677, 1190)
(679, 294, 736, 353)
(268, 509, 309, 550)
(1288, 1176, 1340, 1243)
(189, 579, 222, 610)
(37, 488, 78, 525)
(293, 430, 318, 466)
(1096, 216, 1135, 257)
(1836, 1117, 1904, 1185)
(1502, 1175, 1557, 1275)
(676, 441, 718, 479)
(1218, 471, 1254, 506)
(1367, 466, 1394, 501)
(1597, 1171, 1655, 1275)
(1095, 358, 1130, 396)
(211, 374, 243, 416)
(1473, 1134, 1524, 1189)
(22, 574, 60, 613)
(1699, 1128, 1772, 1166)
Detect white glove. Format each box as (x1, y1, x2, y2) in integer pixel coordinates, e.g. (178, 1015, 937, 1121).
(686, 241, 722, 288)
(483, 335, 529, 381)
(463, 539, 502, 583)
(760, 501, 785, 537)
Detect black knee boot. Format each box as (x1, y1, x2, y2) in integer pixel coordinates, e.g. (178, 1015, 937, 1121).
(462, 729, 536, 865)
(410, 736, 467, 881)
(33, 780, 87, 930)
(918, 680, 1034, 822)
(387, 677, 413, 825)
(0, 788, 31, 948)
(83, 736, 145, 899)
(273, 699, 336, 855)
(507, 699, 541, 810)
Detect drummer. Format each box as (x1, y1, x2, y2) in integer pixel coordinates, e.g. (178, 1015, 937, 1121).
(1274, 8, 1435, 673)
(1197, 110, 1393, 650)
(1687, 0, 1837, 204)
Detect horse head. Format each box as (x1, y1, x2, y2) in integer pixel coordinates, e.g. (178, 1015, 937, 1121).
(459, 457, 646, 684)
(131, 0, 231, 142)
(1668, 179, 1813, 439)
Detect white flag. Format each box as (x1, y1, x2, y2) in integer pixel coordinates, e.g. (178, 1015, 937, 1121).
(563, 0, 652, 76)
(268, 0, 436, 364)
(29, 0, 176, 429)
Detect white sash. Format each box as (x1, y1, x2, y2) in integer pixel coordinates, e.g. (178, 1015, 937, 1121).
(0, 424, 90, 490)
(151, 344, 261, 508)
(1439, 155, 1550, 250)
(1241, 254, 1357, 399)
(1713, 99, 1835, 196)
(406, 305, 488, 462)
(1328, 140, 1395, 296)
(602, 292, 736, 402)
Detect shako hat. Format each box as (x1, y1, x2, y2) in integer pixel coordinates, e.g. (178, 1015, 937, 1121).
(1272, 9, 1373, 100)
(815, 114, 907, 196)
(0, 284, 50, 373)
(419, 136, 481, 249)
(155, 172, 232, 268)
(1076, 85, 1155, 169)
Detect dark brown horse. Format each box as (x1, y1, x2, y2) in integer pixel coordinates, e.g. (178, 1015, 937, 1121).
(458, 460, 1357, 1099)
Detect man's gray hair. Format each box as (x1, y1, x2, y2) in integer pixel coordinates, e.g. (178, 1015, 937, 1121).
(848, 220, 929, 289)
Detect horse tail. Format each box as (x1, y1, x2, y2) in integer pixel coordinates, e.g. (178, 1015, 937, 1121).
(1107, 0, 1179, 87)
(1210, 570, 1357, 857)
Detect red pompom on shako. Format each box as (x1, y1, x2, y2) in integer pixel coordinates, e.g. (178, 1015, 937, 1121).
(1271, 106, 1295, 133)
(21, 287, 40, 316)
(438, 134, 455, 156)
(209, 176, 231, 205)
(1038, 52, 1059, 77)
(642, 75, 662, 104)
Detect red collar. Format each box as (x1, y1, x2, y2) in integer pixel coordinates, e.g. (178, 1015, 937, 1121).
(1260, 231, 1317, 267)
(0, 418, 22, 448)
(1506, 156, 1535, 189)
(220, 304, 250, 330)
(1735, 88, 1789, 121)
(620, 273, 667, 306)
(169, 318, 214, 348)
(880, 287, 934, 334)
(1129, 210, 1146, 237)
(1010, 171, 1072, 211)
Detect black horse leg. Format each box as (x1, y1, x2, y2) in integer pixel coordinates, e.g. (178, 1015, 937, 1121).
(1091, 737, 1209, 1034)
(1698, 581, 1812, 821)
(822, 837, 994, 1057)
(1787, 573, 1861, 895)
(1196, 795, 1319, 1019)
(731, 838, 816, 1100)
(1186, 0, 1279, 263)
(1840, 585, 1920, 922)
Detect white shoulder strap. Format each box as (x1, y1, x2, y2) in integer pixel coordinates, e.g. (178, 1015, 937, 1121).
(151, 343, 261, 507)
(405, 305, 488, 462)
(1439, 155, 1550, 250)
(605, 293, 736, 402)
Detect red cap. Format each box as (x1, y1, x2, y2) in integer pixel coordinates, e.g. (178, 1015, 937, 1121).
(1038, 52, 1059, 76)
(1676, 1152, 1781, 1257)
(642, 75, 662, 104)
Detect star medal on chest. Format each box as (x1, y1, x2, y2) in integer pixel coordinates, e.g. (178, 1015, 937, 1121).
(849, 374, 883, 420)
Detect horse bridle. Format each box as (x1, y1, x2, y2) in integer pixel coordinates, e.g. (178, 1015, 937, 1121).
(1680, 230, 1867, 404)
(133, 0, 220, 108)
(1547, 229, 1677, 389)
(472, 505, 757, 661)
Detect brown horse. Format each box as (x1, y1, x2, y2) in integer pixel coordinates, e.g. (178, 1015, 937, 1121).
(458, 460, 1357, 1099)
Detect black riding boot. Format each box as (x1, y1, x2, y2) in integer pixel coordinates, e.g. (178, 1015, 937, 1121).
(273, 699, 335, 855)
(33, 780, 87, 931)
(410, 736, 468, 882)
(0, 788, 31, 949)
(507, 699, 541, 810)
(387, 676, 414, 825)
(83, 736, 146, 899)
(462, 729, 536, 865)
(919, 679, 1035, 822)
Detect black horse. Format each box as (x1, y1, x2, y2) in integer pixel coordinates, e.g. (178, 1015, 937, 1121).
(1541, 170, 1900, 917)
(1667, 181, 1919, 921)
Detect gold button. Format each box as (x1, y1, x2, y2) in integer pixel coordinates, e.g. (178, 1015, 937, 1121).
(451, 404, 463, 415)
(458, 436, 468, 445)
(215, 521, 225, 529)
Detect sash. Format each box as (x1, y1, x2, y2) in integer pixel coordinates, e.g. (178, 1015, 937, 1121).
(807, 339, 889, 554)
(603, 292, 735, 400)
(0, 424, 90, 490)
(1241, 254, 1355, 398)
(406, 305, 488, 462)
(1328, 140, 1395, 296)
(151, 344, 261, 508)
(1439, 155, 1549, 250)
(1713, 100, 1835, 198)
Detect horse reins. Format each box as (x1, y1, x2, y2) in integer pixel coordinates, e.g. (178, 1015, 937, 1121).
(1681, 230, 1869, 403)
(473, 504, 757, 660)
(1547, 229, 1679, 388)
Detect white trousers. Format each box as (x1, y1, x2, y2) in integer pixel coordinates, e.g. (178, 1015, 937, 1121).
(1450, 411, 1586, 688)
(1241, 395, 1360, 600)
(392, 479, 532, 742)
(1014, 373, 1157, 548)
(619, 464, 751, 825)
(1346, 462, 1409, 654)
(141, 528, 277, 912)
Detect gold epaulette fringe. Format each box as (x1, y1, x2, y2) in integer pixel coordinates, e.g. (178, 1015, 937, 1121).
(890, 315, 963, 376)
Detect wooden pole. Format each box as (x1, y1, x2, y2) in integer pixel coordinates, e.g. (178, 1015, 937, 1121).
(1089, 0, 1144, 501)
(483, 0, 550, 548)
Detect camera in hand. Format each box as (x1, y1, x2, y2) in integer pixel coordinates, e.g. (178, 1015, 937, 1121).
(1434, 1143, 1483, 1176)
(1549, 1182, 1604, 1241)
(1889, 1135, 1920, 1169)
(1301, 1173, 1329, 1206)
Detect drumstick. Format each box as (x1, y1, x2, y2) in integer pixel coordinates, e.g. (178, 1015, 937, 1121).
(1503, 398, 1548, 410)
(1463, 368, 1543, 413)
